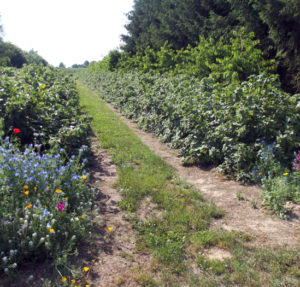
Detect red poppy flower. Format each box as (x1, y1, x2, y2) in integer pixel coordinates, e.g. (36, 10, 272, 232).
(13, 128, 21, 134)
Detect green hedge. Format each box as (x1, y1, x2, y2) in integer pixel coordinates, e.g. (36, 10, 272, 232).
(0, 65, 91, 154)
(79, 70, 300, 183)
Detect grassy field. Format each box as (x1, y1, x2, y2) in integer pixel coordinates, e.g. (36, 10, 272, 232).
(78, 82, 300, 286)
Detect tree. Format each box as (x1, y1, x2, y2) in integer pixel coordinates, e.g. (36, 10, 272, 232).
(254, 0, 300, 92)
(59, 62, 66, 68)
(24, 49, 48, 66)
(121, 0, 235, 53)
(121, 0, 300, 93)
(0, 42, 27, 68)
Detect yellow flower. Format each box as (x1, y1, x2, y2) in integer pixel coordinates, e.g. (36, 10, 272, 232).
(50, 228, 55, 234)
(258, 172, 262, 176)
(82, 175, 87, 180)
(108, 226, 113, 232)
(91, 259, 95, 263)
(24, 190, 29, 195)
(81, 214, 85, 219)
(56, 189, 62, 194)
(85, 285, 90, 287)
(46, 186, 49, 190)
(61, 276, 67, 282)
(26, 204, 32, 209)
(24, 185, 29, 189)
(37, 193, 41, 198)
(71, 279, 76, 284)
(65, 197, 68, 201)
(34, 186, 38, 191)
(283, 172, 289, 176)
(83, 266, 89, 272)
(46, 153, 49, 156)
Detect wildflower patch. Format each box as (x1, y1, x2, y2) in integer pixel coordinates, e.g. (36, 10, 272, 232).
(0, 138, 98, 277)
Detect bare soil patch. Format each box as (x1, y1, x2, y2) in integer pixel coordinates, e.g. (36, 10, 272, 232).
(106, 103, 300, 248)
(137, 196, 162, 223)
(205, 247, 233, 261)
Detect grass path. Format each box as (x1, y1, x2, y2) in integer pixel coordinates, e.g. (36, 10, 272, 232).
(78, 82, 300, 286)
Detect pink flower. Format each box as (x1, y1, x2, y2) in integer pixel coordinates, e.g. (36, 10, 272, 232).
(57, 202, 65, 211)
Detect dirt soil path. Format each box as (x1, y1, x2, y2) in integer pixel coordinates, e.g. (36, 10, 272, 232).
(87, 139, 154, 287)
(103, 103, 300, 248)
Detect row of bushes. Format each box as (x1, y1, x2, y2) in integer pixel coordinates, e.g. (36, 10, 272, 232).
(0, 66, 98, 282)
(79, 70, 300, 217)
(0, 65, 91, 155)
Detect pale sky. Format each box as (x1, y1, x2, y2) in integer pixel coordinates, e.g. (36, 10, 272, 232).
(0, 0, 134, 67)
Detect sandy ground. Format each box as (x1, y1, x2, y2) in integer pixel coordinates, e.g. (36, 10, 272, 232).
(86, 139, 155, 287)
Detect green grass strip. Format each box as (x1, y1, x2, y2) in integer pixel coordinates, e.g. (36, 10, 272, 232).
(78, 81, 300, 286)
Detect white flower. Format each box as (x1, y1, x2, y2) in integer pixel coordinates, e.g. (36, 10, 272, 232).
(32, 232, 37, 238)
(39, 237, 45, 243)
(28, 275, 34, 280)
(2, 257, 7, 263)
(11, 263, 17, 268)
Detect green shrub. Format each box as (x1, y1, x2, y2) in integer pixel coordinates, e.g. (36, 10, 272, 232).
(88, 50, 121, 72)
(113, 29, 274, 83)
(0, 65, 91, 155)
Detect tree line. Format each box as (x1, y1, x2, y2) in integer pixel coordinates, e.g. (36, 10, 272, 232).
(0, 15, 48, 68)
(120, 0, 300, 93)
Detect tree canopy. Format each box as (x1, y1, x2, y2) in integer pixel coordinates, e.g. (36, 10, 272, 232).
(0, 42, 27, 68)
(0, 42, 48, 68)
(71, 60, 90, 69)
(24, 49, 48, 66)
(0, 16, 48, 68)
(59, 62, 66, 68)
(121, 0, 300, 93)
